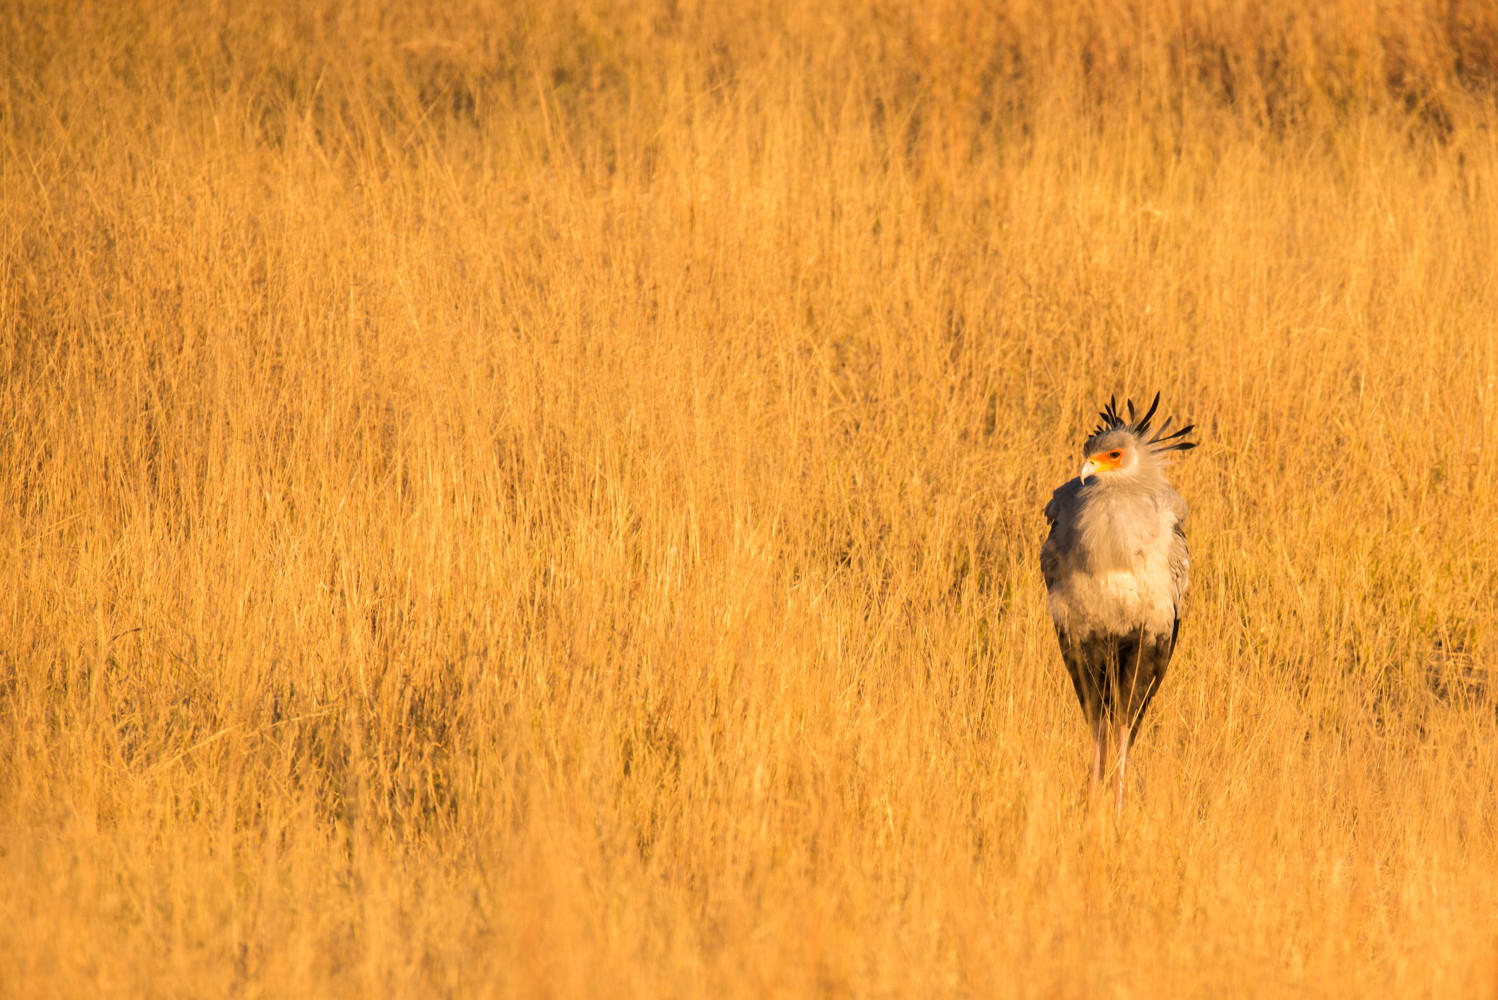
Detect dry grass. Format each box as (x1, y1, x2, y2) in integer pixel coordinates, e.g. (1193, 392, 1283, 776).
(4, 0, 1498, 995)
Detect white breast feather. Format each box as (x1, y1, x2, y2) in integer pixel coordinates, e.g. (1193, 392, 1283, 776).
(1047, 493, 1180, 638)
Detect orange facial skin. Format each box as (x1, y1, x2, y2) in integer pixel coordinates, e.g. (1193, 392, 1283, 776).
(1086, 448, 1124, 472)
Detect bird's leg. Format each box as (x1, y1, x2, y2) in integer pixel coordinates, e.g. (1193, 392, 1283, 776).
(1090, 714, 1107, 801)
(1115, 725, 1131, 816)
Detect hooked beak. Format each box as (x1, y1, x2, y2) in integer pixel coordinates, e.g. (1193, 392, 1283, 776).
(1079, 458, 1100, 483)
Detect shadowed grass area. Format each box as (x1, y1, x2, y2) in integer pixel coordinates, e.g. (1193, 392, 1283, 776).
(3, 1, 1497, 995)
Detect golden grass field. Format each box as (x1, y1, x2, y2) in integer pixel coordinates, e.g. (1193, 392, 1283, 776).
(4, 0, 1498, 995)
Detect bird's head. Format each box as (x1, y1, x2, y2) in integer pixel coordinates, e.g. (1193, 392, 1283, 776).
(1078, 392, 1197, 485)
(1079, 431, 1138, 482)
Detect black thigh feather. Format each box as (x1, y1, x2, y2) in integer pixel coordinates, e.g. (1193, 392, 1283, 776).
(1055, 624, 1177, 743)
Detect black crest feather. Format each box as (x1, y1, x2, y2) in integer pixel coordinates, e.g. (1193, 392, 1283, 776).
(1089, 391, 1197, 453)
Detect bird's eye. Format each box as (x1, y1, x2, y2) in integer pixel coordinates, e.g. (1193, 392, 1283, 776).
(1108, 450, 1122, 460)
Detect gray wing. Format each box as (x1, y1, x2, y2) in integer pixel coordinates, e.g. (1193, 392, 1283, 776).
(1165, 491, 1190, 627)
(1168, 522, 1189, 614)
(1040, 478, 1083, 593)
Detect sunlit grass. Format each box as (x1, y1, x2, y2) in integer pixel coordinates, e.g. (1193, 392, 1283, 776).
(3, 1, 1497, 995)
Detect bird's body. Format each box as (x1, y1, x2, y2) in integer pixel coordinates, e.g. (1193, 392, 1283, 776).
(1041, 393, 1195, 810)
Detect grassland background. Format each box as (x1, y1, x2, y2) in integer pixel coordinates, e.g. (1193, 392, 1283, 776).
(4, 0, 1498, 995)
